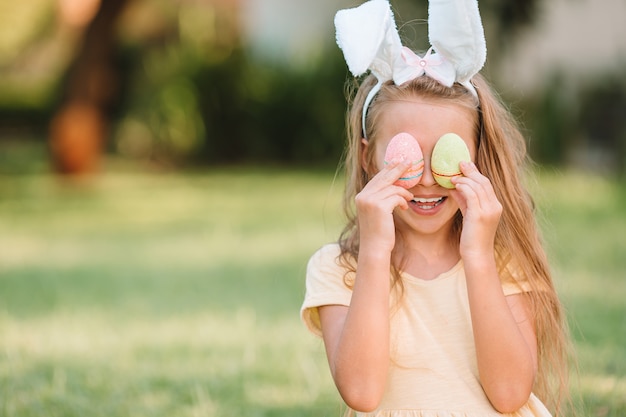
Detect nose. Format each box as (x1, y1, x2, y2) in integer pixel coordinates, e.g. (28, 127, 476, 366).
(420, 153, 437, 186)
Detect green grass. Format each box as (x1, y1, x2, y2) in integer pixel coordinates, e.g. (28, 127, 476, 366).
(530, 169, 626, 416)
(0, 166, 624, 416)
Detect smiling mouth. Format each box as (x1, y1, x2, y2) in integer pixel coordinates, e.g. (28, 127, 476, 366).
(411, 196, 446, 210)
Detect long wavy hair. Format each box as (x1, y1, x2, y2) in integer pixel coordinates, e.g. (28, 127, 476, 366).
(337, 73, 571, 414)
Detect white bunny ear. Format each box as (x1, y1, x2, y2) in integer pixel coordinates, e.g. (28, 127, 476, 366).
(428, 0, 486, 83)
(334, 0, 487, 137)
(334, 0, 402, 82)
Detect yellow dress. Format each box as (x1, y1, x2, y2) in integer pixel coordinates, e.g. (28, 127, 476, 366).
(301, 244, 552, 417)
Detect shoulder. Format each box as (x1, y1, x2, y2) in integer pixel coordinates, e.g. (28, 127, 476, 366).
(496, 249, 549, 296)
(306, 242, 356, 288)
(301, 243, 355, 337)
(308, 242, 342, 266)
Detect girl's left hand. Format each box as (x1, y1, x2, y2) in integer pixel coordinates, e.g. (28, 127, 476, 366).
(450, 161, 502, 261)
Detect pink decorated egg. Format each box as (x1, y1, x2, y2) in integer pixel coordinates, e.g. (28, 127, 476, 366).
(384, 132, 424, 189)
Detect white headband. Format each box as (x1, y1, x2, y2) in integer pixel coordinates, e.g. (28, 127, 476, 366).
(334, 0, 487, 137)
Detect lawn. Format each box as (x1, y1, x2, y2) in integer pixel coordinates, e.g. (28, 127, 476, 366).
(0, 165, 624, 416)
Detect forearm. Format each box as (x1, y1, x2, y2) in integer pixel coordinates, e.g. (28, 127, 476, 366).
(464, 255, 536, 413)
(328, 250, 392, 410)
(319, 160, 414, 410)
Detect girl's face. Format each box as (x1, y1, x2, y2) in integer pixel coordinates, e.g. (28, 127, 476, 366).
(369, 97, 478, 238)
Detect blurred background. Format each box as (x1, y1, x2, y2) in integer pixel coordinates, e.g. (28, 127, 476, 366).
(1, 0, 625, 174)
(0, 0, 625, 416)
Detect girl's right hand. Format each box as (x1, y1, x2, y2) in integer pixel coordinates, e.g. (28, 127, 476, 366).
(355, 160, 414, 255)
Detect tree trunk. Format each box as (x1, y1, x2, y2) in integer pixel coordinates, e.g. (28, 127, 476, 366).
(50, 0, 129, 175)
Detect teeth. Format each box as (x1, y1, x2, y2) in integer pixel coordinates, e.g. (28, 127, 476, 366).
(412, 197, 443, 203)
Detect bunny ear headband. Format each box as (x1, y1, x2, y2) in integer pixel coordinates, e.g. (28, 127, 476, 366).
(334, 0, 487, 137)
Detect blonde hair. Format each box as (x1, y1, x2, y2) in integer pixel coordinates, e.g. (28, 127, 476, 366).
(337, 74, 571, 414)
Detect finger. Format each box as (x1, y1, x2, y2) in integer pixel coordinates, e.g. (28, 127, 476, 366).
(356, 184, 414, 212)
(391, 194, 410, 211)
(376, 186, 415, 212)
(377, 159, 414, 186)
(454, 162, 496, 204)
(453, 181, 483, 214)
(453, 176, 490, 214)
(458, 160, 479, 176)
(453, 170, 502, 220)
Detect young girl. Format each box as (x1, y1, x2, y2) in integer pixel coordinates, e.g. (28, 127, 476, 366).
(301, 0, 570, 416)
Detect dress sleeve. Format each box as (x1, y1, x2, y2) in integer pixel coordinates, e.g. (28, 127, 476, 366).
(300, 244, 355, 337)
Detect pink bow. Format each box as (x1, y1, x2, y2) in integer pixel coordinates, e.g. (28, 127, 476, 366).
(393, 46, 456, 87)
